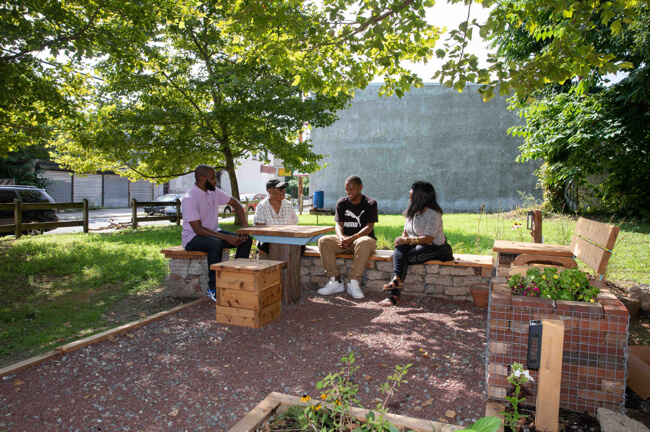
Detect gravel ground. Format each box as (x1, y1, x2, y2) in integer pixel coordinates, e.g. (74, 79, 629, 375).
(0, 291, 488, 431)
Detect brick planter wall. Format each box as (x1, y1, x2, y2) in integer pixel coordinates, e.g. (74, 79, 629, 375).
(487, 282, 630, 414)
(300, 256, 492, 300)
(163, 250, 230, 298)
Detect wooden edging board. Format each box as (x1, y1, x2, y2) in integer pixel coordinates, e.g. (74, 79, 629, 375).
(0, 298, 207, 378)
(230, 392, 466, 432)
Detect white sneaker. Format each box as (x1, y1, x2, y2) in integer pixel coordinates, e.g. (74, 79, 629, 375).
(318, 277, 344, 295)
(347, 279, 365, 299)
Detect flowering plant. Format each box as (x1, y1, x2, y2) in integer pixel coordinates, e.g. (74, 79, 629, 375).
(507, 267, 599, 302)
(499, 363, 534, 430)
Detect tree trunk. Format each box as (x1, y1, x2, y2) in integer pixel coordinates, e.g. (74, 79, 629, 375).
(222, 146, 243, 226)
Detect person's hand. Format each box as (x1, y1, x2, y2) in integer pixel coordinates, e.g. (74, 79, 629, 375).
(229, 235, 244, 247)
(338, 236, 352, 249)
(394, 236, 407, 247)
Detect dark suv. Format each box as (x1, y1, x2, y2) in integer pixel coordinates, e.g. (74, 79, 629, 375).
(0, 185, 59, 235)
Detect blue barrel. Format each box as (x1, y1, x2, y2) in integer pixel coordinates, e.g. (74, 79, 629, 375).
(313, 190, 324, 209)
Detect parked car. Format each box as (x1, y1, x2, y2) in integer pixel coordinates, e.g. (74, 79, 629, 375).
(0, 185, 59, 235)
(144, 193, 184, 215)
(239, 193, 267, 213)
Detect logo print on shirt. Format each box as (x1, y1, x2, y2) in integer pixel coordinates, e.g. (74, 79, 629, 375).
(344, 209, 365, 228)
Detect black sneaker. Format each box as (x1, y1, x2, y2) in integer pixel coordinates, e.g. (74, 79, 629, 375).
(206, 288, 217, 302)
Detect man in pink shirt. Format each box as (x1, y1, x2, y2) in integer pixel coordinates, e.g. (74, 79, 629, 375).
(182, 165, 252, 301)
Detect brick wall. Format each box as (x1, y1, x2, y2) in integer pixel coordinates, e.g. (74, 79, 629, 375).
(487, 283, 630, 414)
(300, 256, 492, 300)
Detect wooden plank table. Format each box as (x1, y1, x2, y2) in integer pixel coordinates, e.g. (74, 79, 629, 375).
(236, 225, 335, 304)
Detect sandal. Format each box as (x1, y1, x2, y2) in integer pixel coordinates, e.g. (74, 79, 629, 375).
(378, 296, 399, 307)
(382, 277, 401, 292)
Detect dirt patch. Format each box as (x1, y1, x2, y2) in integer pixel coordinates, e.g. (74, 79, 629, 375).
(102, 288, 195, 325)
(0, 292, 489, 431)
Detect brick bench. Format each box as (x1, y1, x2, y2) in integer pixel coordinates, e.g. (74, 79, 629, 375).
(160, 246, 230, 298)
(301, 246, 493, 301)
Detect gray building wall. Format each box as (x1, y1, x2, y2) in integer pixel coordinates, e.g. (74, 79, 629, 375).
(309, 83, 540, 213)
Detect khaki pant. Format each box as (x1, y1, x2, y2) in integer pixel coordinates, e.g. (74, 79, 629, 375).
(318, 235, 377, 281)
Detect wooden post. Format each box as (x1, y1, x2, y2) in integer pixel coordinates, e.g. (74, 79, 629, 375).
(14, 199, 22, 239)
(131, 198, 138, 229)
(298, 177, 303, 215)
(268, 243, 301, 304)
(82, 199, 89, 233)
(175, 199, 181, 226)
(535, 319, 565, 432)
(532, 209, 543, 243)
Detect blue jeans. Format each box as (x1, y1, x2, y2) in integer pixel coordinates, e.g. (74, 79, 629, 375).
(185, 230, 253, 290)
(390, 242, 454, 297)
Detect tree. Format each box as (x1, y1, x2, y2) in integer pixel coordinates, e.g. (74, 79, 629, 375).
(507, 3, 650, 218)
(54, 2, 352, 204)
(0, 144, 50, 188)
(0, 0, 163, 156)
(433, 0, 643, 101)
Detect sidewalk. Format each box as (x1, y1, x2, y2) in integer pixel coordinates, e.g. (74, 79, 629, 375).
(58, 207, 134, 221)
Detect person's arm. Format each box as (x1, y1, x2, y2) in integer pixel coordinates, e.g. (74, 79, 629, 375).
(188, 220, 245, 246)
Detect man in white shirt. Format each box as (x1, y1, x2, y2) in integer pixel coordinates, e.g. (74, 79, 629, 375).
(254, 179, 301, 255)
(182, 165, 252, 301)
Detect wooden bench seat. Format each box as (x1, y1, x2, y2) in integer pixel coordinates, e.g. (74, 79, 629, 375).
(493, 217, 620, 280)
(302, 245, 493, 268)
(161, 245, 209, 258)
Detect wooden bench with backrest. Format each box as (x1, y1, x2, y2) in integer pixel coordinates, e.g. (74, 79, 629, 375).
(494, 217, 620, 280)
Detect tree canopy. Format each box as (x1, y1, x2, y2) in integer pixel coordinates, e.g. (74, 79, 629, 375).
(507, 2, 650, 218)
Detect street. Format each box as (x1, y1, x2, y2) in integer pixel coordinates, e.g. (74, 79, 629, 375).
(46, 208, 241, 235)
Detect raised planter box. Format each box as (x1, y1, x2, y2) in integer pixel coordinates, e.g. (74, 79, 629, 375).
(487, 282, 630, 414)
(230, 392, 466, 432)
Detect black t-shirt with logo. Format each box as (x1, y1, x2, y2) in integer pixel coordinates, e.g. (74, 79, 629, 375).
(334, 195, 378, 239)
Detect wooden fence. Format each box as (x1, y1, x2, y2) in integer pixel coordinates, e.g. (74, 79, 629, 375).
(0, 199, 90, 239)
(0, 198, 256, 238)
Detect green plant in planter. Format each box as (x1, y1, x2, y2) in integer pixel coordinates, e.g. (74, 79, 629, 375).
(499, 363, 534, 430)
(268, 352, 501, 432)
(507, 267, 599, 302)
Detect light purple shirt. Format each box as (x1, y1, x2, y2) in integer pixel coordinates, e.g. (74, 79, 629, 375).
(181, 184, 232, 247)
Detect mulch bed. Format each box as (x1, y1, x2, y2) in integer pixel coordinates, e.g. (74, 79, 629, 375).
(0, 292, 489, 431)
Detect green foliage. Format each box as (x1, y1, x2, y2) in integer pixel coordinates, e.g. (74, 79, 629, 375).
(53, 2, 353, 202)
(507, 267, 599, 302)
(0, 0, 161, 156)
(0, 144, 50, 187)
(435, 0, 642, 101)
(286, 176, 309, 198)
(456, 416, 502, 432)
(504, 3, 650, 219)
(498, 363, 533, 430)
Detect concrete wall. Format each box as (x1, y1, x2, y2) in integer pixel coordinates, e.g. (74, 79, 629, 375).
(309, 84, 540, 213)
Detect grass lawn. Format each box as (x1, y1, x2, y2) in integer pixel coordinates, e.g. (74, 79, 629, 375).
(1, 212, 648, 367)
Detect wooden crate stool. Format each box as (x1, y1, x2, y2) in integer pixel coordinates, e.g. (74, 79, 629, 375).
(210, 259, 286, 328)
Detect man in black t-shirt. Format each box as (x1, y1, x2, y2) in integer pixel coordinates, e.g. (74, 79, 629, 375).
(317, 175, 378, 299)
